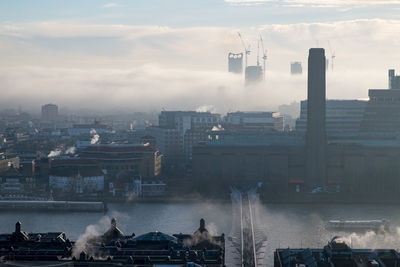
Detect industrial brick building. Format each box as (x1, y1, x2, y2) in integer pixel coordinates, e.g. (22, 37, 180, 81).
(193, 133, 400, 197)
(78, 143, 161, 178)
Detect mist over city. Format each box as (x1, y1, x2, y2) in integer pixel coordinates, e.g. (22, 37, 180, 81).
(2, 1, 400, 267)
(1, 5, 400, 113)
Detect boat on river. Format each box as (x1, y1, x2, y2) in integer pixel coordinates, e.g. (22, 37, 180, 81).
(326, 219, 389, 232)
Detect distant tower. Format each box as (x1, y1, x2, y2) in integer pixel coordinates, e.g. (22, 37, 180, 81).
(228, 53, 243, 74)
(245, 66, 263, 85)
(388, 69, 400, 89)
(291, 62, 302, 75)
(306, 48, 327, 189)
(41, 104, 58, 121)
(389, 69, 395, 89)
(245, 38, 263, 84)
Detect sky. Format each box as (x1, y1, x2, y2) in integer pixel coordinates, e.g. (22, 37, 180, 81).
(1, 0, 400, 114)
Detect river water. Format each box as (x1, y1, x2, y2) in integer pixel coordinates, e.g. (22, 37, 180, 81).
(1, 201, 400, 266)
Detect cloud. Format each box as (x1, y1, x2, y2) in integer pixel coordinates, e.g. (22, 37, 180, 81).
(0, 19, 400, 114)
(225, 0, 400, 7)
(0, 65, 267, 114)
(103, 2, 118, 8)
(225, 0, 273, 6)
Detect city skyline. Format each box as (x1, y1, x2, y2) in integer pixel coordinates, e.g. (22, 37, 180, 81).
(3, 3, 400, 267)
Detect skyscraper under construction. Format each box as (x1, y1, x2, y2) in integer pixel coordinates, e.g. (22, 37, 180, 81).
(228, 52, 243, 74)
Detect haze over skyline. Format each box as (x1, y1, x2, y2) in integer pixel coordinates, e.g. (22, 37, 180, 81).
(1, 0, 400, 113)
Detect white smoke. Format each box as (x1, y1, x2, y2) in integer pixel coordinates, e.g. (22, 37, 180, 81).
(72, 217, 107, 258)
(65, 146, 76, 154)
(90, 129, 99, 144)
(73, 212, 129, 258)
(196, 105, 217, 113)
(339, 227, 400, 249)
(205, 221, 219, 236)
(48, 145, 76, 157)
(48, 149, 62, 158)
(211, 125, 224, 131)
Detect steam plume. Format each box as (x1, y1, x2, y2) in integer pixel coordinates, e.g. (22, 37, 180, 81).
(90, 129, 100, 145)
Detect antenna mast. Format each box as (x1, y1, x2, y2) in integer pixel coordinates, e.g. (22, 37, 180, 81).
(260, 35, 267, 80)
(238, 32, 251, 68)
(328, 40, 336, 71)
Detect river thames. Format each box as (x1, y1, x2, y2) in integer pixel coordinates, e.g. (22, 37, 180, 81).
(2, 202, 400, 266)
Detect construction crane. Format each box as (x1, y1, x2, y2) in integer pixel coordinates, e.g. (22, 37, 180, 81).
(257, 39, 260, 67)
(328, 40, 336, 71)
(260, 35, 267, 80)
(238, 32, 251, 68)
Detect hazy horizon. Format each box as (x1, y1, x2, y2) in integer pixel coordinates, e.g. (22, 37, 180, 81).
(1, 1, 400, 114)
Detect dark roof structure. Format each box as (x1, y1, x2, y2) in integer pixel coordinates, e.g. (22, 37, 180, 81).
(82, 143, 156, 154)
(0, 219, 225, 266)
(274, 238, 400, 267)
(134, 231, 177, 242)
(49, 166, 104, 177)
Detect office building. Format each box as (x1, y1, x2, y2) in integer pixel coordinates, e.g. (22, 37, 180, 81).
(41, 104, 58, 121)
(290, 62, 302, 75)
(193, 132, 305, 195)
(361, 69, 400, 133)
(51, 143, 161, 178)
(145, 126, 181, 169)
(228, 52, 243, 73)
(67, 122, 108, 136)
(296, 100, 367, 135)
(224, 111, 284, 131)
(245, 66, 263, 85)
(49, 166, 105, 195)
(389, 69, 400, 89)
(158, 111, 220, 130)
(148, 111, 221, 169)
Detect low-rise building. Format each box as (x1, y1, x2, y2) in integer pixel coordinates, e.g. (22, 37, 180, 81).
(107, 172, 166, 198)
(141, 180, 166, 197)
(146, 111, 221, 171)
(0, 154, 20, 173)
(360, 89, 400, 133)
(224, 111, 284, 131)
(296, 100, 367, 135)
(192, 132, 400, 198)
(0, 167, 35, 195)
(145, 126, 180, 170)
(67, 123, 109, 136)
(78, 143, 161, 178)
(49, 166, 104, 195)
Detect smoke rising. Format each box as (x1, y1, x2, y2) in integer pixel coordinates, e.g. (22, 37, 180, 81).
(48, 148, 62, 158)
(340, 227, 400, 249)
(72, 219, 104, 258)
(196, 105, 217, 113)
(90, 129, 99, 145)
(65, 146, 76, 154)
(48, 145, 76, 157)
(72, 212, 129, 258)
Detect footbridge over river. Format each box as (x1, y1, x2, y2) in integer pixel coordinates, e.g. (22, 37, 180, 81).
(230, 188, 267, 267)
